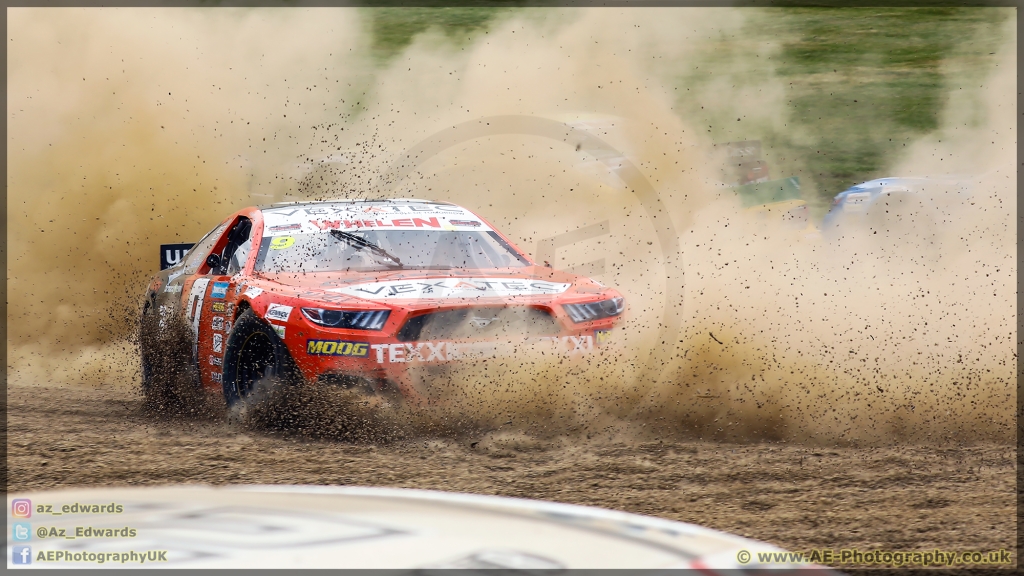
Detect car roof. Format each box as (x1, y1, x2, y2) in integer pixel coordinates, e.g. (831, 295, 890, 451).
(257, 198, 456, 210)
(839, 176, 977, 199)
(844, 177, 927, 192)
(256, 198, 494, 236)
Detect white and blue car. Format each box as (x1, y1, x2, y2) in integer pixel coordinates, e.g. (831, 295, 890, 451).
(820, 176, 973, 242)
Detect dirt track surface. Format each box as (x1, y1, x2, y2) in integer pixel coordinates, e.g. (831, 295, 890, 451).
(6, 384, 1016, 564)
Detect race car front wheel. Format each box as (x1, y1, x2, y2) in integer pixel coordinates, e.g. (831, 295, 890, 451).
(222, 309, 301, 408)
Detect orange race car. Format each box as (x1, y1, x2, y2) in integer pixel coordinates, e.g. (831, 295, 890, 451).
(141, 199, 625, 407)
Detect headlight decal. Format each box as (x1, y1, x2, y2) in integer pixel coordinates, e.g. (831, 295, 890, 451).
(301, 308, 390, 330)
(563, 297, 624, 323)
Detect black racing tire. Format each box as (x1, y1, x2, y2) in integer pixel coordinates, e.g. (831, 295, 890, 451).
(139, 295, 158, 395)
(222, 309, 302, 408)
(138, 292, 202, 413)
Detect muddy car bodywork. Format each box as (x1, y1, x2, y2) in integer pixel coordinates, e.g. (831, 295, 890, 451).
(820, 176, 973, 236)
(142, 199, 625, 406)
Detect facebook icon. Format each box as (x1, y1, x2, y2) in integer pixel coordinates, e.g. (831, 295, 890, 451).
(12, 545, 32, 565)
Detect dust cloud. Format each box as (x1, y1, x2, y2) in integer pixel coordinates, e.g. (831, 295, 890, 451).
(8, 8, 368, 387)
(8, 8, 1015, 445)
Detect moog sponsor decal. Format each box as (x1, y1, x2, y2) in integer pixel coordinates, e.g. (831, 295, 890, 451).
(306, 340, 370, 357)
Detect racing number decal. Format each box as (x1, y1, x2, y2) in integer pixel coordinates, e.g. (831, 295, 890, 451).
(270, 236, 295, 250)
(186, 278, 212, 341)
(186, 278, 211, 335)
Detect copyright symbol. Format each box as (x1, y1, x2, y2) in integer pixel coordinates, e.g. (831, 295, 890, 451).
(737, 549, 751, 564)
(36, 526, 48, 539)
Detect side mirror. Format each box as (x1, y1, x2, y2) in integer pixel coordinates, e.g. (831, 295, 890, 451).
(206, 254, 221, 270)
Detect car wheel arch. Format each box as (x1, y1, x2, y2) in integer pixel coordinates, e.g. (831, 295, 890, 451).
(222, 308, 301, 407)
(142, 291, 156, 316)
(234, 299, 252, 321)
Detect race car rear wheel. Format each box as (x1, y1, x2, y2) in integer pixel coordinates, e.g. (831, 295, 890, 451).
(139, 296, 157, 394)
(222, 309, 301, 408)
(138, 292, 203, 412)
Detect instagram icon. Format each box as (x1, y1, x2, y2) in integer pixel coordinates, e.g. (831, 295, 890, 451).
(11, 499, 32, 518)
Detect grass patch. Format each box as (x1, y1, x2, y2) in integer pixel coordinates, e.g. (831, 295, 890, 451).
(764, 8, 1009, 204)
(363, 6, 520, 62)
(362, 7, 1011, 213)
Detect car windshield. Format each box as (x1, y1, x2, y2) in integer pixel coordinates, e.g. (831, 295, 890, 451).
(255, 229, 531, 273)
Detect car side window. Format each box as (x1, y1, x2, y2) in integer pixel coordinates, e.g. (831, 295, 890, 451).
(182, 223, 229, 275)
(215, 217, 253, 275)
(227, 237, 252, 276)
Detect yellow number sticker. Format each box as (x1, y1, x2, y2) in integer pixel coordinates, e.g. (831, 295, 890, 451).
(270, 236, 295, 250)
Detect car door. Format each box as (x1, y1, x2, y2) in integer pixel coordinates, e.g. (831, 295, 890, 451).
(193, 214, 256, 390)
(177, 221, 231, 383)
(175, 220, 229, 343)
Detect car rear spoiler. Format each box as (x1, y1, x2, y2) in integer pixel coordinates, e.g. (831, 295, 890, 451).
(161, 243, 195, 270)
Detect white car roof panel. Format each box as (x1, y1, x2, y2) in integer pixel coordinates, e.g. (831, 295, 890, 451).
(261, 201, 493, 236)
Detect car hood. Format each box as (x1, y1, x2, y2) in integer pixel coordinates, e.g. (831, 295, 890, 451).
(253, 267, 611, 307)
